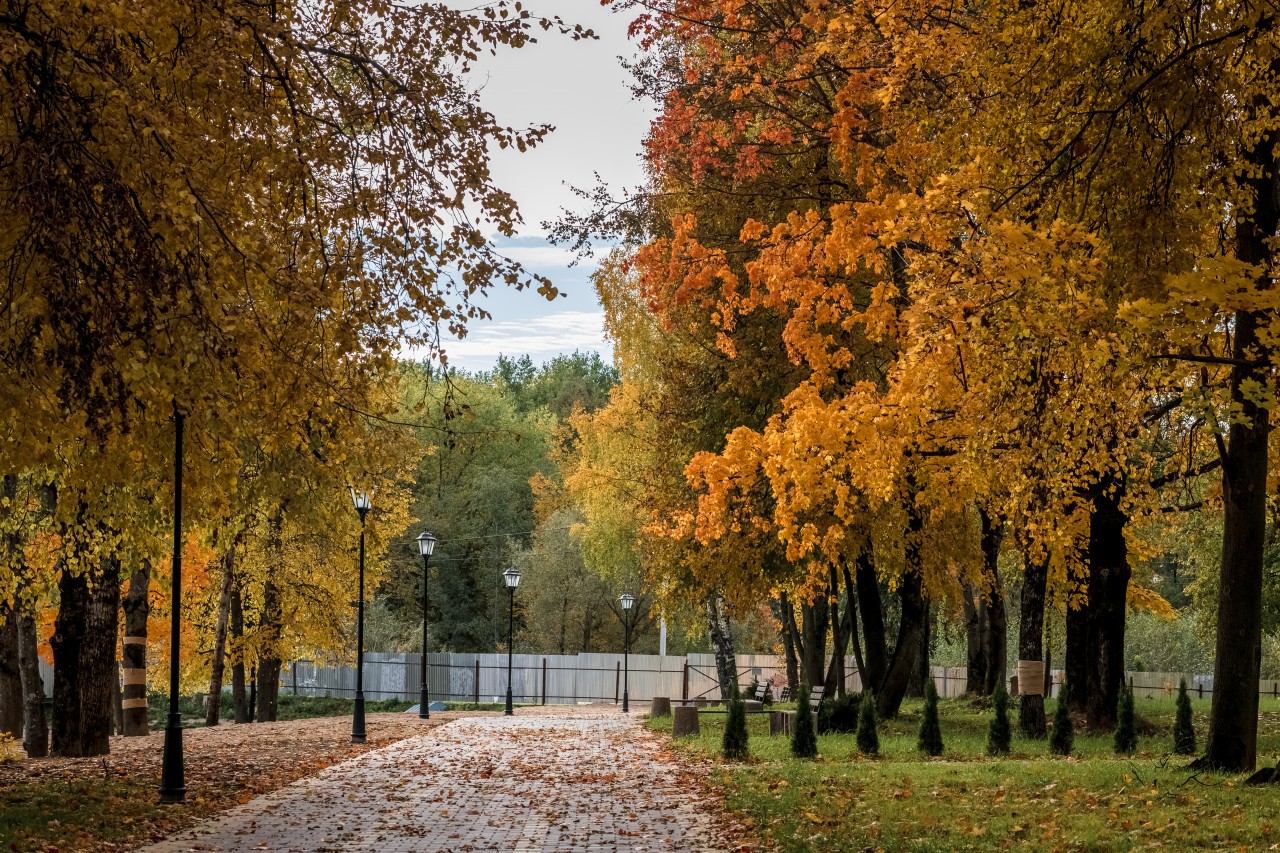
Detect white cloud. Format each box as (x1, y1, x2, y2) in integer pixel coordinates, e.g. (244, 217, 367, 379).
(437, 310, 612, 371)
(499, 243, 593, 271)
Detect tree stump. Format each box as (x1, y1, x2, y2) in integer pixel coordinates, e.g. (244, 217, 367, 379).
(770, 710, 794, 736)
(673, 704, 700, 737)
(651, 696, 672, 718)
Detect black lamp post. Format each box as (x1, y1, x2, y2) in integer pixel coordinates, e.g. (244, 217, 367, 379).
(415, 530, 437, 719)
(502, 565, 521, 715)
(619, 593, 634, 714)
(159, 404, 186, 804)
(350, 487, 372, 744)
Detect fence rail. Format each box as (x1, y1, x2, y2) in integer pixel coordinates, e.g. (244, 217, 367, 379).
(35, 655, 1280, 705)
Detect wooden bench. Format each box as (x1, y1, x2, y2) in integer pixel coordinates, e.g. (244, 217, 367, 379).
(809, 684, 825, 712)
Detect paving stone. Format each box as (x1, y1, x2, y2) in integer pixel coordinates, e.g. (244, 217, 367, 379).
(139, 710, 729, 853)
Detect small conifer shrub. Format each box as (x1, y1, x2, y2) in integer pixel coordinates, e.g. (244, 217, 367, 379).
(1050, 686, 1074, 756)
(987, 683, 1011, 756)
(791, 681, 818, 759)
(1113, 683, 1137, 754)
(1174, 677, 1197, 755)
(857, 690, 880, 756)
(723, 695, 749, 760)
(918, 679, 944, 756)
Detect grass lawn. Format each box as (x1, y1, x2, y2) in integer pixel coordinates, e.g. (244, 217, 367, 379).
(648, 695, 1280, 851)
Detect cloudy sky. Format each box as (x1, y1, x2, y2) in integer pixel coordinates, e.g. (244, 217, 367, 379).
(437, 1, 654, 372)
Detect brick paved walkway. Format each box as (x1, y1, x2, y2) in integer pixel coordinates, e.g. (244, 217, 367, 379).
(140, 710, 730, 852)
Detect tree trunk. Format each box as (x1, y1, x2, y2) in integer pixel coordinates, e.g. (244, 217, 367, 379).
(979, 507, 1006, 696)
(206, 548, 235, 727)
(706, 594, 737, 699)
(876, 570, 927, 718)
(0, 606, 23, 737)
(121, 561, 150, 736)
(777, 592, 800, 694)
(1065, 587, 1088, 714)
(963, 585, 987, 695)
(906, 600, 931, 698)
(51, 567, 88, 756)
(823, 564, 849, 696)
(1018, 548, 1048, 738)
(1084, 483, 1129, 731)
(983, 572, 1008, 697)
(17, 612, 47, 757)
(855, 546, 888, 692)
(800, 595, 829, 688)
(231, 580, 249, 723)
(255, 579, 282, 723)
(79, 555, 121, 756)
(842, 562, 867, 691)
(1202, 76, 1278, 774)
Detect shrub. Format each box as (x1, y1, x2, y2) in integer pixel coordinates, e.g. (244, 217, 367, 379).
(723, 695, 749, 760)
(987, 682, 1011, 756)
(1113, 683, 1137, 754)
(818, 691, 860, 734)
(1174, 677, 1197, 755)
(791, 681, 818, 759)
(918, 679, 943, 756)
(857, 690, 880, 756)
(1050, 686, 1074, 756)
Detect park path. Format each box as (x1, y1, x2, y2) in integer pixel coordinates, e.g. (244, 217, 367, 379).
(138, 709, 734, 853)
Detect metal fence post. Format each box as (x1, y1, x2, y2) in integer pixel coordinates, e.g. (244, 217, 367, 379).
(474, 659, 480, 704)
(615, 660, 621, 704)
(682, 661, 689, 704)
(542, 658, 547, 705)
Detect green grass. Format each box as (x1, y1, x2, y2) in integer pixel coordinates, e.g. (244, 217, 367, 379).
(0, 775, 182, 852)
(649, 695, 1280, 851)
(148, 692, 418, 727)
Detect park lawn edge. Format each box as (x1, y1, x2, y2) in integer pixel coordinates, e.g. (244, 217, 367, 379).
(646, 696, 1280, 852)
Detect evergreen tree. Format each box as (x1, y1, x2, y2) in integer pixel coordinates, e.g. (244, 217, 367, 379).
(791, 681, 818, 759)
(1050, 685, 1074, 756)
(857, 689, 880, 756)
(918, 679, 943, 756)
(1174, 677, 1197, 755)
(723, 694, 749, 760)
(987, 683, 1011, 756)
(1113, 683, 1137, 754)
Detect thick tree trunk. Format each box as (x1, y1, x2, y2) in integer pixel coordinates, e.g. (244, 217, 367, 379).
(777, 592, 800, 694)
(876, 571, 927, 718)
(206, 548, 235, 727)
(79, 556, 121, 756)
(121, 561, 150, 736)
(1018, 548, 1049, 738)
(1203, 80, 1278, 774)
(17, 613, 47, 756)
(1085, 483, 1129, 731)
(0, 606, 23, 737)
(706, 594, 737, 699)
(799, 595, 829, 688)
(855, 547, 888, 692)
(51, 568, 88, 756)
(255, 579, 282, 723)
(231, 580, 249, 723)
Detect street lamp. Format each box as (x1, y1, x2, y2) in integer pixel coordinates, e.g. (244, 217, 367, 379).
(350, 487, 372, 744)
(619, 593, 635, 714)
(502, 566, 521, 715)
(415, 530, 437, 719)
(159, 404, 186, 804)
